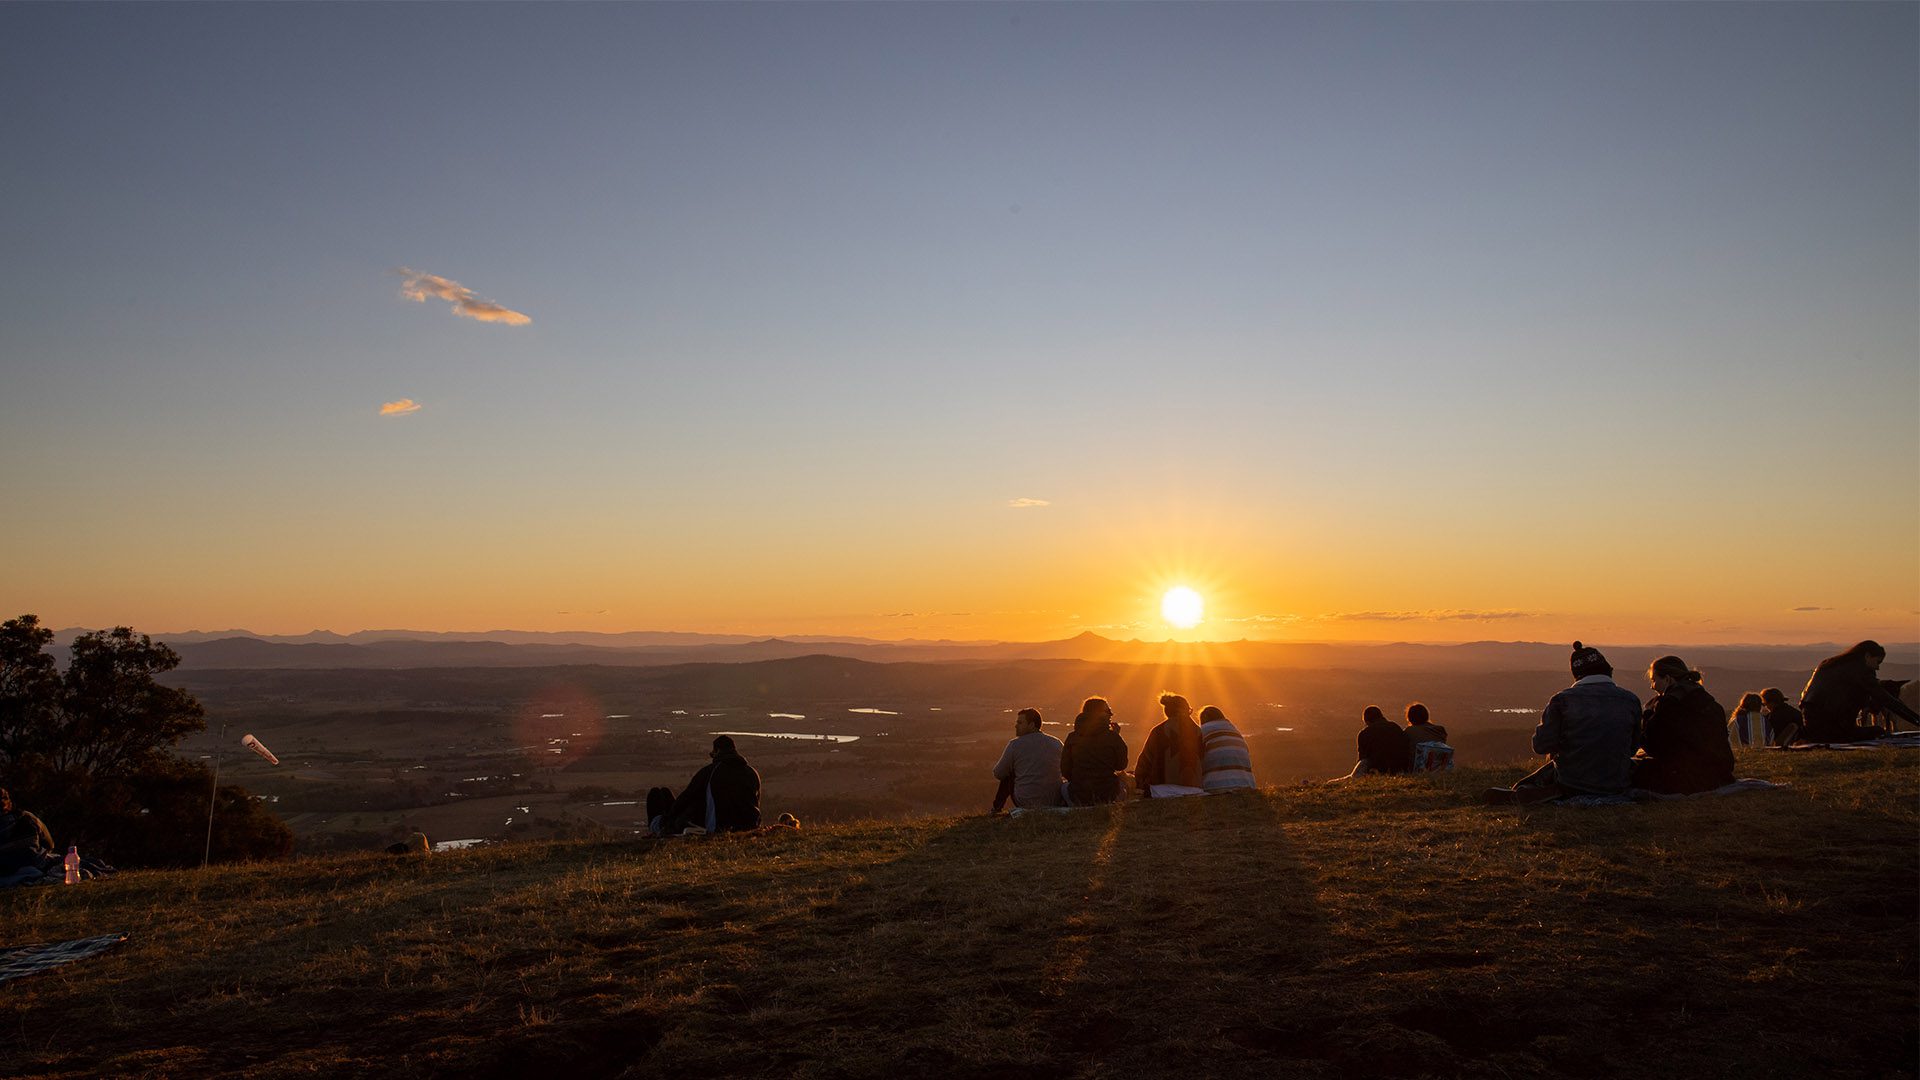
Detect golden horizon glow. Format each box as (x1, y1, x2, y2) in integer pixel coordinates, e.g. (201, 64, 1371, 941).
(1161, 587, 1204, 630)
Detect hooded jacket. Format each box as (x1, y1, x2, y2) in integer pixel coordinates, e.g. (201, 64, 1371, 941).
(1060, 715, 1129, 804)
(664, 751, 762, 834)
(1635, 682, 1736, 794)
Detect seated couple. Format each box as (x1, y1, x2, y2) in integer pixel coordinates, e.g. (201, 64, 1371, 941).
(991, 693, 1256, 812)
(647, 735, 763, 836)
(1327, 703, 1454, 782)
(1486, 642, 1737, 804)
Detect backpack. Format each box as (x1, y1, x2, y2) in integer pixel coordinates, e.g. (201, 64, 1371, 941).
(1412, 741, 1454, 772)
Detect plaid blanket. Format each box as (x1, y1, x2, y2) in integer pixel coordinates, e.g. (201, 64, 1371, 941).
(1555, 778, 1787, 807)
(0, 933, 127, 984)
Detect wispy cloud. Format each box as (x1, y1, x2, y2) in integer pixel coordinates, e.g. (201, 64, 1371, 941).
(379, 398, 423, 417)
(1006, 497, 1051, 509)
(1790, 606, 1832, 613)
(1228, 614, 1304, 625)
(398, 268, 532, 326)
(1323, 609, 1543, 623)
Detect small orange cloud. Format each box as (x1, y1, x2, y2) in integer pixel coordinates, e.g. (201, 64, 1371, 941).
(1007, 497, 1051, 509)
(398, 268, 532, 326)
(379, 398, 423, 417)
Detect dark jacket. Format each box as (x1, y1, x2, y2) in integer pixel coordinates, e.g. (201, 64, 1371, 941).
(1799, 655, 1918, 742)
(1761, 702, 1802, 747)
(664, 752, 762, 834)
(1135, 717, 1202, 791)
(1061, 717, 1129, 805)
(1634, 682, 1735, 795)
(1533, 676, 1641, 795)
(1358, 719, 1413, 775)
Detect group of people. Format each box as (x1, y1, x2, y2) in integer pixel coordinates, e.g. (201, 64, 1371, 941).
(1489, 639, 1917, 803)
(1327, 702, 1455, 781)
(989, 692, 1257, 811)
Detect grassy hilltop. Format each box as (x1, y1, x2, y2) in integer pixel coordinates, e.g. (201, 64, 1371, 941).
(3, 752, 1914, 1080)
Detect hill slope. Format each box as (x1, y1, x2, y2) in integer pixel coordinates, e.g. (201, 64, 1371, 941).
(3, 752, 1914, 1079)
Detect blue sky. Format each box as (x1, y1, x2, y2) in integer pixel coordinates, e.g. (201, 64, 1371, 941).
(2, 3, 1915, 641)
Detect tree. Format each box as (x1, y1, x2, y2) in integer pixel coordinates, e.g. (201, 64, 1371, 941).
(0, 614, 290, 866)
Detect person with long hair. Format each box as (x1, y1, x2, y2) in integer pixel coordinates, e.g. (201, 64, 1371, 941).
(1135, 692, 1204, 796)
(1059, 696, 1128, 805)
(1729, 692, 1767, 748)
(1795, 640, 1918, 743)
(1633, 656, 1735, 795)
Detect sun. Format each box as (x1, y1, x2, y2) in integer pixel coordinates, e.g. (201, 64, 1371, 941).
(1161, 586, 1204, 629)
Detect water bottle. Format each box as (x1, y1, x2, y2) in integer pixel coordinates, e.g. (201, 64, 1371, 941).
(64, 845, 80, 885)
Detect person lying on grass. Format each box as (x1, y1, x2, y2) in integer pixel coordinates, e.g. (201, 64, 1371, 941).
(647, 735, 763, 836)
(1485, 642, 1639, 805)
(992, 707, 1065, 813)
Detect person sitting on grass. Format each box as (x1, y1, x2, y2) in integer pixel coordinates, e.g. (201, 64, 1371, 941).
(1404, 702, 1456, 771)
(1632, 656, 1736, 795)
(0, 787, 56, 879)
(1728, 692, 1767, 749)
(1327, 706, 1413, 783)
(1198, 706, 1256, 792)
(1060, 696, 1129, 805)
(649, 735, 763, 836)
(1135, 693, 1205, 797)
(1759, 687, 1801, 746)
(991, 708, 1065, 813)
(1794, 641, 1919, 744)
(1485, 642, 1639, 804)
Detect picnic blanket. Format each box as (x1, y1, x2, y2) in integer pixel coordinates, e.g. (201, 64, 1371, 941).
(1554, 778, 1787, 808)
(0, 933, 127, 984)
(1775, 732, 1920, 751)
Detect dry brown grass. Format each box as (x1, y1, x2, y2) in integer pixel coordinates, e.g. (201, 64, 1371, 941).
(2, 749, 1914, 1079)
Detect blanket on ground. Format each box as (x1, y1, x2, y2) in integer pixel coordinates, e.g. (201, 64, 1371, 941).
(0, 933, 127, 984)
(1775, 732, 1920, 752)
(1554, 778, 1787, 807)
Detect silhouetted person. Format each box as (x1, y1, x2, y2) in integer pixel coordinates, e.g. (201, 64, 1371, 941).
(1759, 688, 1801, 746)
(0, 788, 54, 877)
(1633, 655, 1736, 795)
(1198, 706, 1256, 792)
(1491, 642, 1639, 803)
(1059, 696, 1128, 805)
(1404, 702, 1454, 771)
(1403, 702, 1448, 745)
(1795, 641, 1918, 743)
(1135, 692, 1204, 796)
(1337, 705, 1413, 780)
(653, 735, 762, 835)
(992, 708, 1065, 812)
(1729, 693, 1767, 748)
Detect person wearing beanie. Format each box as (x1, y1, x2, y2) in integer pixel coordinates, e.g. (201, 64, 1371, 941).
(1487, 642, 1640, 803)
(1758, 687, 1802, 747)
(1632, 656, 1735, 794)
(652, 734, 763, 836)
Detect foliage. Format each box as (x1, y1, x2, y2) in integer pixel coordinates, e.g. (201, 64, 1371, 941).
(0, 614, 291, 866)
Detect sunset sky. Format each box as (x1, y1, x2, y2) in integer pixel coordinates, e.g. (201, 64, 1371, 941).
(2, 4, 1915, 645)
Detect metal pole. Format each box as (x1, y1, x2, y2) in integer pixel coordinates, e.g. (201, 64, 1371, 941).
(202, 715, 227, 869)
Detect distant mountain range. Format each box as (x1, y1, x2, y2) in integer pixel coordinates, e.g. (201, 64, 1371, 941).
(50, 627, 1918, 675)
